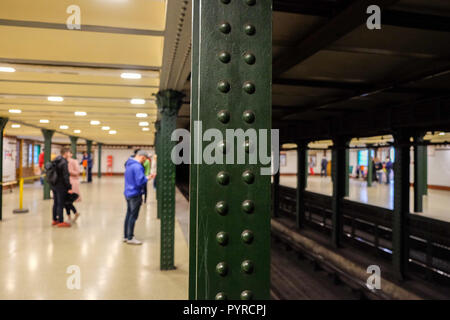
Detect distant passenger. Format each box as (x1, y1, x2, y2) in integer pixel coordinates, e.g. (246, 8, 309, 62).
(150, 154, 157, 190)
(385, 157, 393, 184)
(39, 149, 45, 185)
(321, 158, 328, 177)
(123, 150, 151, 245)
(82, 152, 93, 183)
(374, 158, 383, 183)
(66, 156, 81, 223)
(143, 155, 151, 203)
(48, 147, 73, 228)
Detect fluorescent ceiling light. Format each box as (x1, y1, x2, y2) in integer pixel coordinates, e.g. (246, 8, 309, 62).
(139, 121, 149, 126)
(11, 124, 20, 128)
(121, 72, 142, 79)
(109, 130, 117, 135)
(9, 109, 21, 113)
(130, 98, 145, 105)
(136, 113, 148, 118)
(60, 125, 69, 130)
(439, 132, 445, 136)
(0, 67, 15, 73)
(75, 111, 87, 116)
(40, 119, 50, 123)
(48, 96, 64, 102)
(90, 120, 100, 125)
(74, 129, 81, 133)
(101, 126, 110, 131)
(142, 127, 150, 131)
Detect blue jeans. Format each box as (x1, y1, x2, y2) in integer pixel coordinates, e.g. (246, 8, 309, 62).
(124, 195, 142, 240)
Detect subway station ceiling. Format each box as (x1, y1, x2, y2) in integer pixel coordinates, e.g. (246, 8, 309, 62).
(0, 0, 167, 145)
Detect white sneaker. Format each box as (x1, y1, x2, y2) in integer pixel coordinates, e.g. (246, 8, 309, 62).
(123, 238, 127, 242)
(126, 237, 142, 245)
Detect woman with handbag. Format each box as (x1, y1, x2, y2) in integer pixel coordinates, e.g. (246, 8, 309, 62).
(66, 156, 81, 223)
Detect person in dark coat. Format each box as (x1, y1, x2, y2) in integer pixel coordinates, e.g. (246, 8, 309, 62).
(51, 147, 73, 227)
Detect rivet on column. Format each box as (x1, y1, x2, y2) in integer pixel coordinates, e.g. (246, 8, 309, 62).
(242, 200, 255, 213)
(217, 110, 230, 124)
(215, 201, 228, 216)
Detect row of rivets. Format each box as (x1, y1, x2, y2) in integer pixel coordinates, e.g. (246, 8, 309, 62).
(217, 110, 255, 124)
(215, 0, 257, 301)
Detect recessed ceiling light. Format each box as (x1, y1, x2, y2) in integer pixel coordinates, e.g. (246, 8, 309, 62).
(60, 125, 69, 130)
(101, 126, 110, 131)
(142, 127, 150, 131)
(74, 129, 81, 133)
(136, 113, 148, 118)
(439, 132, 445, 136)
(11, 124, 20, 128)
(121, 72, 142, 79)
(75, 111, 87, 116)
(9, 109, 21, 113)
(48, 96, 64, 102)
(90, 120, 100, 125)
(40, 119, 50, 123)
(0, 67, 15, 73)
(109, 130, 117, 135)
(130, 98, 145, 105)
(139, 121, 149, 126)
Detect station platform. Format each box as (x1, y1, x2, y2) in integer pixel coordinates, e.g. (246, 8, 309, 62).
(0, 177, 188, 299)
(280, 175, 450, 223)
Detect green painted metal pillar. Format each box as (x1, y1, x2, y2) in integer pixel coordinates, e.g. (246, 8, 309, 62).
(69, 136, 78, 159)
(393, 130, 410, 280)
(422, 145, 428, 196)
(367, 146, 373, 187)
(273, 160, 280, 218)
(97, 143, 102, 178)
(331, 137, 348, 248)
(42, 129, 54, 200)
(0, 118, 9, 221)
(189, 0, 272, 300)
(345, 147, 350, 197)
(156, 90, 183, 271)
(296, 141, 307, 228)
(154, 120, 161, 219)
(413, 133, 426, 212)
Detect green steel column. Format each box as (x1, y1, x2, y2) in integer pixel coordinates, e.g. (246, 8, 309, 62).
(156, 90, 183, 271)
(190, 0, 272, 300)
(331, 137, 348, 248)
(69, 136, 78, 159)
(393, 131, 410, 280)
(296, 141, 307, 228)
(155, 120, 161, 219)
(367, 147, 373, 187)
(86, 140, 93, 183)
(0, 118, 9, 221)
(345, 147, 349, 197)
(273, 162, 280, 218)
(42, 129, 54, 200)
(413, 133, 425, 212)
(422, 144, 428, 196)
(97, 143, 102, 178)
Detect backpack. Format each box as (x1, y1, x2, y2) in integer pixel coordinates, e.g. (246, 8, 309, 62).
(44, 160, 58, 186)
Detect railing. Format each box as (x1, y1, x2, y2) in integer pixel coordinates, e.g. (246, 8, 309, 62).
(276, 185, 450, 284)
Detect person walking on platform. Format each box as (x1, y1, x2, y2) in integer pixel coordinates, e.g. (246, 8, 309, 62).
(66, 156, 81, 223)
(385, 157, 393, 184)
(123, 150, 151, 245)
(321, 157, 328, 177)
(39, 148, 45, 185)
(48, 148, 73, 228)
(82, 151, 93, 183)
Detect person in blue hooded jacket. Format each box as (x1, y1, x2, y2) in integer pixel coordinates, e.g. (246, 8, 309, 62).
(123, 150, 151, 245)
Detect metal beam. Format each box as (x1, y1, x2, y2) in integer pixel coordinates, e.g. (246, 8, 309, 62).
(0, 118, 8, 221)
(273, 0, 346, 17)
(383, 10, 450, 33)
(413, 133, 426, 212)
(296, 141, 307, 228)
(41, 129, 54, 200)
(70, 136, 78, 159)
(273, 0, 399, 77)
(97, 143, 102, 178)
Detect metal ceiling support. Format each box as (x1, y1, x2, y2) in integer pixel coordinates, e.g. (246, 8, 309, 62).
(273, 0, 346, 17)
(392, 130, 410, 280)
(154, 121, 161, 220)
(296, 141, 308, 228)
(383, 10, 450, 33)
(97, 143, 102, 178)
(41, 129, 54, 200)
(413, 132, 426, 213)
(86, 140, 93, 183)
(190, 0, 272, 300)
(156, 90, 183, 271)
(273, 0, 399, 77)
(331, 137, 349, 248)
(69, 136, 78, 159)
(0, 117, 9, 221)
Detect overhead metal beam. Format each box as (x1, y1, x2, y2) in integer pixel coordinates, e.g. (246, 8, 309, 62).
(383, 10, 450, 33)
(273, 0, 399, 77)
(273, 0, 347, 17)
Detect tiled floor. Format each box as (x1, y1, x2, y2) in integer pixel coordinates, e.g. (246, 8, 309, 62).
(0, 177, 188, 299)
